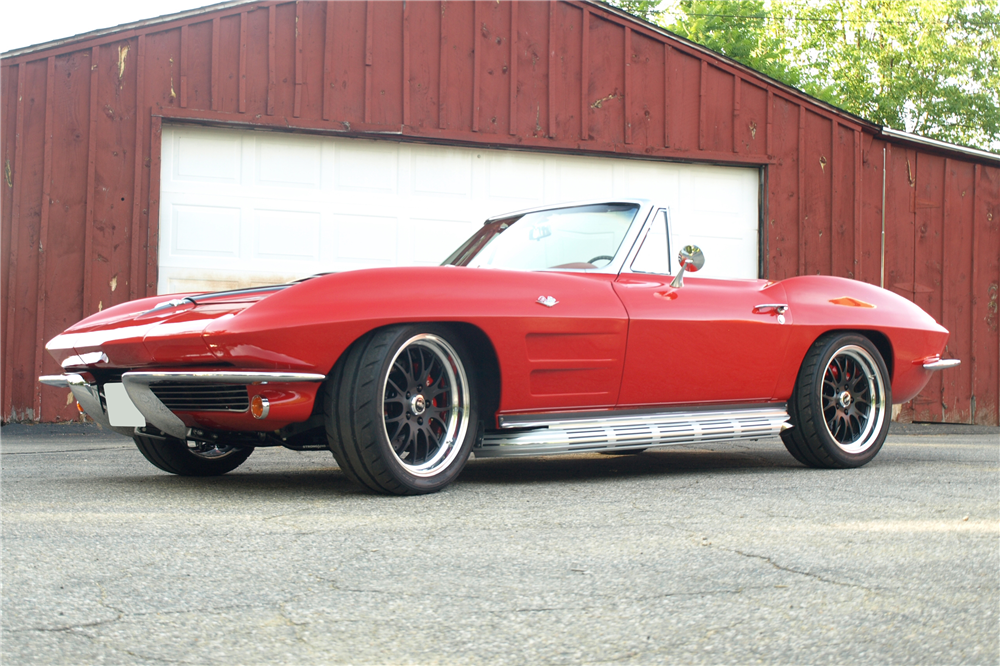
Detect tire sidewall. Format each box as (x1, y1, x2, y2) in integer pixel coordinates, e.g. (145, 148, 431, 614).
(806, 334, 891, 467)
(371, 325, 479, 494)
(133, 434, 253, 476)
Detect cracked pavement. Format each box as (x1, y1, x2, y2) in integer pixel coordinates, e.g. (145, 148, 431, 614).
(2, 423, 997, 665)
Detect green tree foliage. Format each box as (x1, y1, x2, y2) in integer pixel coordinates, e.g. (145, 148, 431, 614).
(606, 0, 1000, 152)
(608, 0, 663, 21)
(656, 1, 806, 88)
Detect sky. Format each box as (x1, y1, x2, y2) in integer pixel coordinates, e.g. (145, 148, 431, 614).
(2, 0, 220, 54)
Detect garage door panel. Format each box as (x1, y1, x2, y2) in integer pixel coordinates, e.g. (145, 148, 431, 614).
(334, 214, 398, 262)
(172, 132, 242, 184)
(158, 126, 760, 293)
(412, 148, 473, 197)
(254, 210, 322, 260)
(618, 163, 675, 199)
(335, 141, 398, 193)
(409, 218, 479, 265)
(168, 276, 242, 294)
(691, 167, 754, 213)
(556, 161, 616, 201)
(487, 154, 545, 201)
(255, 138, 322, 189)
(171, 204, 241, 257)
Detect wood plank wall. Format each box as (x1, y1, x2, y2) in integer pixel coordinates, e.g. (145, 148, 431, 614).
(2, 0, 998, 424)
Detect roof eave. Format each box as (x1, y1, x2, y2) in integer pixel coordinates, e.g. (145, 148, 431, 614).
(585, 1, 999, 165)
(880, 128, 1000, 165)
(1, 0, 258, 59)
(583, 0, 878, 132)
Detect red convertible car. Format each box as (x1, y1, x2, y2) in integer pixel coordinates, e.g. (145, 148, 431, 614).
(41, 200, 958, 494)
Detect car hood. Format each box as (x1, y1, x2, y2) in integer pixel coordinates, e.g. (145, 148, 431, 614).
(46, 285, 290, 369)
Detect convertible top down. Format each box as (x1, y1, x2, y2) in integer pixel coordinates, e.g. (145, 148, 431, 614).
(41, 200, 959, 494)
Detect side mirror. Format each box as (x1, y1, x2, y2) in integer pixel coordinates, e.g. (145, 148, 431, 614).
(669, 245, 705, 288)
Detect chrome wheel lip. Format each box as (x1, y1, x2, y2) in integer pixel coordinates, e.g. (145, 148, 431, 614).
(381, 334, 470, 478)
(821, 345, 886, 454)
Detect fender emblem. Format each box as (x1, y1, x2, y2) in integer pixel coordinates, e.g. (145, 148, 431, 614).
(536, 296, 559, 308)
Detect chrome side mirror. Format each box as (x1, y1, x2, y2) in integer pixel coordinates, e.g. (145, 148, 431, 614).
(669, 245, 705, 288)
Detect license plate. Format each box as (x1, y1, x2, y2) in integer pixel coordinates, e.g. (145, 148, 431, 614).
(104, 383, 146, 427)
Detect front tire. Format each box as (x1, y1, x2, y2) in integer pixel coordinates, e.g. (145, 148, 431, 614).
(325, 325, 478, 495)
(781, 333, 891, 468)
(133, 434, 253, 476)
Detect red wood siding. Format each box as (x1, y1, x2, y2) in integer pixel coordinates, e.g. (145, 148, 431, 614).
(2, 0, 998, 424)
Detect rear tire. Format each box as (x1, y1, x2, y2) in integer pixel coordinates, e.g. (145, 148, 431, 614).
(781, 333, 891, 469)
(325, 325, 478, 495)
(133, 434, 253, 476)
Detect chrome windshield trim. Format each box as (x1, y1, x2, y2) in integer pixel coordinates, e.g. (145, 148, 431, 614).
(618, 206, 672, 277)
(484, 198, 655, 224)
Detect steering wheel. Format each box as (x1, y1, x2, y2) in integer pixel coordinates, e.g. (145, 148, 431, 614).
(587, 255, 614, 266)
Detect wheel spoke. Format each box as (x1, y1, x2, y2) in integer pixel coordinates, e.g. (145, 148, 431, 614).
(417, 427, 428, 464)
(386, 375, 407, 396)
(424, 387, 449, 407)
(420, 355, 441, 390)
(850, 413, 863, 439)
(420, 425, 436, 458)
(413, 348, 430, 387)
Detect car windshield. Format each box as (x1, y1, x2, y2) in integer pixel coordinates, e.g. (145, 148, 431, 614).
(442, 203, 640, 271)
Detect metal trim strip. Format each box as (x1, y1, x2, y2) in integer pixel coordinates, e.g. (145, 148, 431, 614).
(122, 371, 327, 384)
(477, 405, 789, 458)
(498, 403, 785, 429)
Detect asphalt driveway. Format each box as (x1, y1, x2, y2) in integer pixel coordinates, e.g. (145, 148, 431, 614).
(2, 422, 997, 665)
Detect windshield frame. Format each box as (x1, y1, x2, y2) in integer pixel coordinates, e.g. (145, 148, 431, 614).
(443, 199, 658, 275)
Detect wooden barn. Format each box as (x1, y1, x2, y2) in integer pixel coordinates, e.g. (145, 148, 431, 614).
(2, 0, 998, 425)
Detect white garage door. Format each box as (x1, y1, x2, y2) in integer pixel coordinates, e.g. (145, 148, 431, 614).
(158, 125, 760, 294)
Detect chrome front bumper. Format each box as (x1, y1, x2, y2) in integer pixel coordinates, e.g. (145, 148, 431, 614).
(40, 371, 326, 439)
(39, 373, 127, 434)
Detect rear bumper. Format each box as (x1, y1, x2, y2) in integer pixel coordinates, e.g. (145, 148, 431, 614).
(921, 357, 961, 371)
(40, 371, 325, 439)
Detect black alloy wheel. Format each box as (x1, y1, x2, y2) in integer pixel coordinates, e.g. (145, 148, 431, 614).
(325, 325, 478, 495)
(781, 332, 891, 469)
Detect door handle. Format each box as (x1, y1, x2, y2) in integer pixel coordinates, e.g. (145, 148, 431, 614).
(754, 303, 788, 314)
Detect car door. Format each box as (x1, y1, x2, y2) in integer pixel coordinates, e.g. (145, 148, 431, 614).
(613, 209, 792, 407)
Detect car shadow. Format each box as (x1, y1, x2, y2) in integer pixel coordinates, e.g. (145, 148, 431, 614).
(91, 442, 801, 498)
(97, 466, 364, 498)
(460, 444, 801, 487)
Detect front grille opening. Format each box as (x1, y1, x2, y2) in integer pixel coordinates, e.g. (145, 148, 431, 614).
(149, 383, 249, 412)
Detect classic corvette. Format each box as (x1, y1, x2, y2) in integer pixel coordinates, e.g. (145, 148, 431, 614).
(41, 199, 959, 494)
